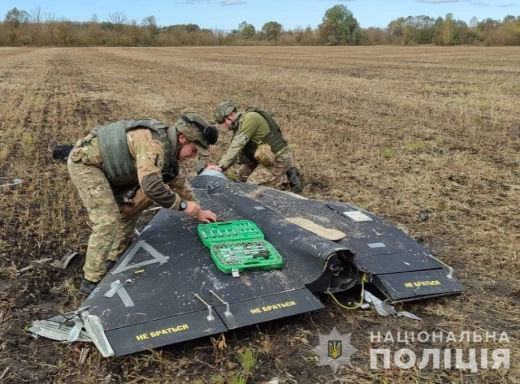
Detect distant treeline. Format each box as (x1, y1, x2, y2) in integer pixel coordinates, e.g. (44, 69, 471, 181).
(1, 6, 519, 47)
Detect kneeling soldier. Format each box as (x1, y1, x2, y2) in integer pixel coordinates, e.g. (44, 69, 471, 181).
(208, 101, 302, 192)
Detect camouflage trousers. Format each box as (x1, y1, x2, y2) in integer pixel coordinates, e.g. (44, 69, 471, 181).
(68, 158, 146, 283)
(237, 151, 294, 188)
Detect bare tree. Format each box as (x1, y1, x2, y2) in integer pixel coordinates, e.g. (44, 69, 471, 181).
(31, 6, 42, 23)
(109, 12, 127, 25)
(45, 12, 56, 23)
(108, 12, 127, 45)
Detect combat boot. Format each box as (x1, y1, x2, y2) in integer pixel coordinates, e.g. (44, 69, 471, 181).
(106, 260, 117, 272)
(286, 167, 302, 193)
(77, 278, 98, 297)
(51, 142, 74, 161)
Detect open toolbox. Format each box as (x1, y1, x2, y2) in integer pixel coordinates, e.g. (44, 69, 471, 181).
(197, 220, 283, 276)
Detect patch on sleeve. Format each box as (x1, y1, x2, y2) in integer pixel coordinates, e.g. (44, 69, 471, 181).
(235, 134, 249, 144)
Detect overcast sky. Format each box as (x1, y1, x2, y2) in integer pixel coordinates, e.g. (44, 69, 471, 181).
(1, 0, 518, 30)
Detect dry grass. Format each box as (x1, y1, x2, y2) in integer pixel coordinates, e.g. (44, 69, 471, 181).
(0, 46, 518, 383)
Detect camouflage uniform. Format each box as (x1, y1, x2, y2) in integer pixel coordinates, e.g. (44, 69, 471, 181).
(68, 127, 199, 283)
(219, 112, 293, 188)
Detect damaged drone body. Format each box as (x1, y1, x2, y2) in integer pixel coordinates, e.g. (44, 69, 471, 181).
(31, 171, 462, 356)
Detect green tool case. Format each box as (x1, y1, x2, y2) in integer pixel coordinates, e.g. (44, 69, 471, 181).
(197, 220, 283, 275)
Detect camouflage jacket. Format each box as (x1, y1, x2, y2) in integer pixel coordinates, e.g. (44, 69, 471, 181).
(73, 128, 195, 209)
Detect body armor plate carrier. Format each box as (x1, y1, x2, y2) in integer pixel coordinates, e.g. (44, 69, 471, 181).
(242, 107, 288, 160)
(91, 119, 177, 186)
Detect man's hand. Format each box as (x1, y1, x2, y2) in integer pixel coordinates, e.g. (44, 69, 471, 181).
(183, 201, 217, 223)
(196, 209, 217, 223)
(204, 164, 223, 172)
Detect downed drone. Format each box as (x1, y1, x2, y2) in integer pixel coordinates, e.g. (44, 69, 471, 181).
(30, 170, 462, 357)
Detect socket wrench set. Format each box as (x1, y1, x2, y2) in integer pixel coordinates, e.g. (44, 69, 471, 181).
(198, 220, 283, 276)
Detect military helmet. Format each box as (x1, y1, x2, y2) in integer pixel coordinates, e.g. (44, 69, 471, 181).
(214, 101, 237, 124)
(171, 113, 218, 156)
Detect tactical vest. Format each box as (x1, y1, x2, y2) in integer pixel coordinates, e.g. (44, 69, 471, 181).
(241, 107, 288, 160)
(90, 119, 177, 186)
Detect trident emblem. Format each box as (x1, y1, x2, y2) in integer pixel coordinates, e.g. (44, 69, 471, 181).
(328, 340, 342, 360)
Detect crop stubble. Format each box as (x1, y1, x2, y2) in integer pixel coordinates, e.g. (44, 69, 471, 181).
(0, 46, 518, 383)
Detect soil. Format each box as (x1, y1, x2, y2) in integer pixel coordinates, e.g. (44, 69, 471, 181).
(0, 46, 518, 384)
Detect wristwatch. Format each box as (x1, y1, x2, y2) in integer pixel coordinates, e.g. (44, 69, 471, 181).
(179, 200, 188, 211)
(218, 164, 225, 171)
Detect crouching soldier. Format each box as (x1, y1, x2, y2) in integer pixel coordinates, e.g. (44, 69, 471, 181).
(68, 114, 218, 296)
(207, 101, 302, 192)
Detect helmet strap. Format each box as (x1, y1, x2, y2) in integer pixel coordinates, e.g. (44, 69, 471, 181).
(167, 127, 179, 163)
(230, 112, 242, 131)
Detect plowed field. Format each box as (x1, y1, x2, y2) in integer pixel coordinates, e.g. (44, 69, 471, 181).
(0, 46, 518, 384)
